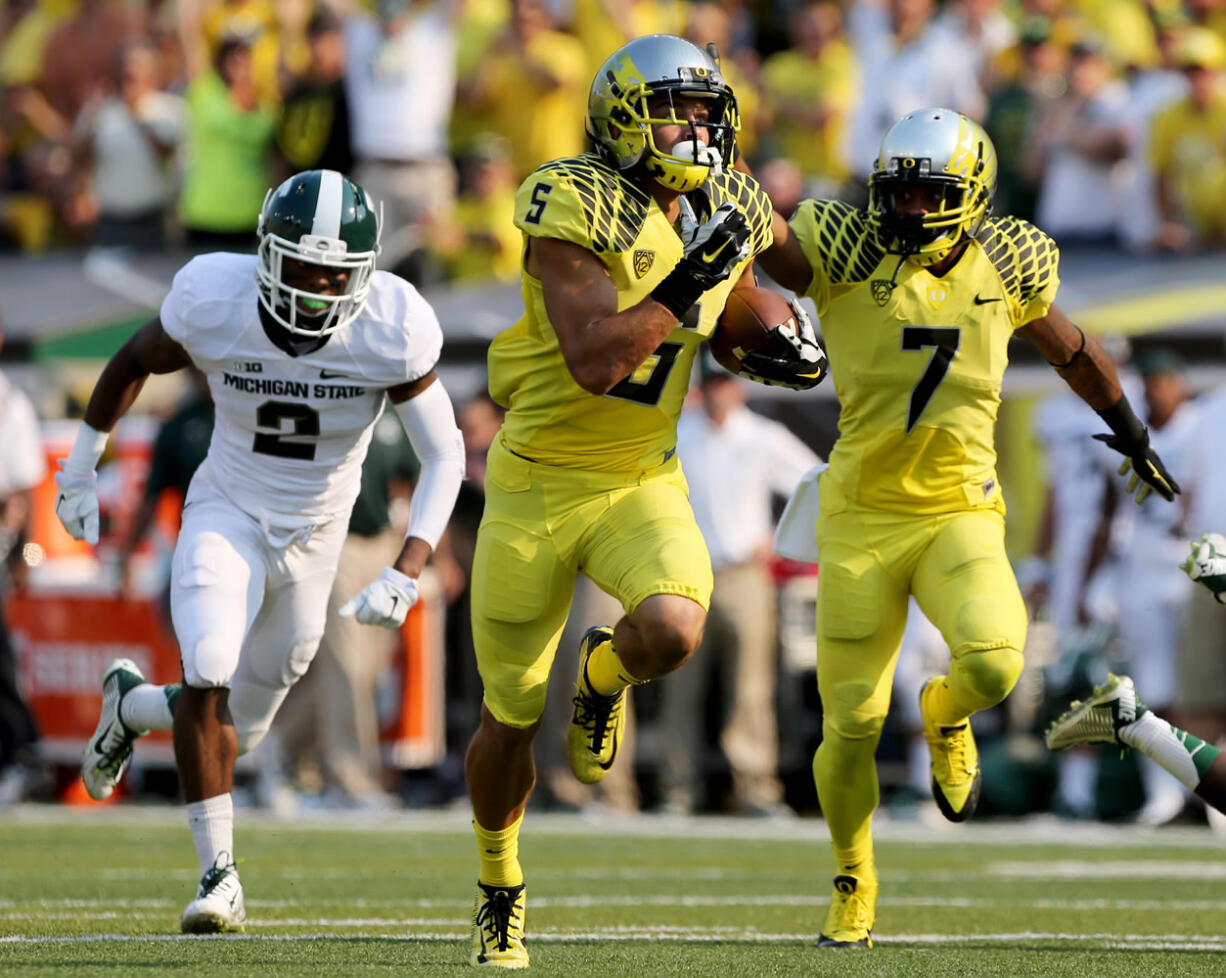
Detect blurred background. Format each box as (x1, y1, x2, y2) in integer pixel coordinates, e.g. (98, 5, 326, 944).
(1, 0, 1225, 828)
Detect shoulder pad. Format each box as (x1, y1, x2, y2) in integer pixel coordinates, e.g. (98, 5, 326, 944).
(975, 216, 1060, 308)
(796, 199, 885, 285)
(515, 154, 651, 254)
(699, 170, 775, 256)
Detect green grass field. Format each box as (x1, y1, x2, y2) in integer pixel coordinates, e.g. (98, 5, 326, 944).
(1, 806, 1223, 976)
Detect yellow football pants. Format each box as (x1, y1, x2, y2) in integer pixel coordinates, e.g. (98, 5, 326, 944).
(812, 485, 1027, 868)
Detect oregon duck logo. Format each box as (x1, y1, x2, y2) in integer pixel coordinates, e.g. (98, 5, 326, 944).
(633, 249, 655, 278)
(870, 279, 896, 306)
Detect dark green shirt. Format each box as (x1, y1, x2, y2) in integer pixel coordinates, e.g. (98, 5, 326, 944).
(144, 394, 214, 502)
(349, 410, 419, 537)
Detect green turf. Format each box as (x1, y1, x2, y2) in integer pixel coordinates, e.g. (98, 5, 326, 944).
(1, 807, 1222, 976)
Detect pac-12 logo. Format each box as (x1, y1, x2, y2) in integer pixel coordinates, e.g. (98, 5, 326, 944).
(633, 250, 655, 279)
(870, 280, 896, 306)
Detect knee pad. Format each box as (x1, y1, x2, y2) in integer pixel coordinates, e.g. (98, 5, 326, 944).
(181, 637, 238, 689)
(954, 646, 1023, 708)
(821, 679, 889, 742)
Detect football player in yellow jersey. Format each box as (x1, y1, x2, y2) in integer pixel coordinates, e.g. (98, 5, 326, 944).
(757, 107, 1181, 949)
(462, 34, 826, 968)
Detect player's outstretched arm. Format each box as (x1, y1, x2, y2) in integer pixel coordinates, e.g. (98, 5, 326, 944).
(339, 372, 465, 629)
(1017, 305, 1179, 504)
(756, 208, 814, 297)
(55, 317, 192, 544)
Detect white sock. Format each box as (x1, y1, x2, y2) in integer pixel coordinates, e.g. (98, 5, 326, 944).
(1119, 712, 1200, 791)
(186, 794, 235, 875)
(1057, 751, 1097, 817)
(120, 685, 175, 732)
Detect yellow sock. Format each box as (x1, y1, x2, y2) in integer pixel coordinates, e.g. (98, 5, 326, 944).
(474, 813, 524, 887)
(584, 635, 644, 697)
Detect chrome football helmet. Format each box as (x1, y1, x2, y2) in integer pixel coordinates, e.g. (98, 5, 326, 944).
(256, 169, 381, 336)
(586, 34, 739, 193)
(867, 108, 997, 266)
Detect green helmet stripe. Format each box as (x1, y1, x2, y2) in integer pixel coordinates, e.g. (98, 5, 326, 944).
(311, 169, 343, 240)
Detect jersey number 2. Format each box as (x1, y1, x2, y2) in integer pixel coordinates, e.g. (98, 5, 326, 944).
(901, 326, 960, 433)
(252, 400, 320, 460)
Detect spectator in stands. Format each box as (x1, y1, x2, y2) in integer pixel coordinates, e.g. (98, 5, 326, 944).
(40, 0, 136, 128)
(661, 357, 821, 816)
(0, 320, 46, 804)
(846, 0, 986, 186)
(68, 39, 185, 252)
(457, 0, 587, 181)
(339, 0, 458, 279)
(1149, 27, 1226, 251)
(427, 134, 520, 284)
(187, 0, 304, 108)
(1032, 36, 1131, 246)
(758, 1, 857, 197)
(984, 16, 1066, 222)
(276, 7, 353, 180)
(179, 35, 276, 249)
(276, 408, 420, 810)
(930, 0, 1017, 92)
(570, 0, 684, 80)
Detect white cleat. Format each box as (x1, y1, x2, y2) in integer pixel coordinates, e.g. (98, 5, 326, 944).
(81, 658, 149, 800)
(181, 854, 246, 934)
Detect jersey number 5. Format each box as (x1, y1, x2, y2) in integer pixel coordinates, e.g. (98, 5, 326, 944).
(524, 182, 552, 225)
(901, 326, 960, 433)
(252, 400, 320, 460)
(606, 342, 683, 407)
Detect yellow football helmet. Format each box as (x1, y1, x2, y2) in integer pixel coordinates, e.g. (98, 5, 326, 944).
(586, 35, 740, 193)
(867, 108, 997, 266)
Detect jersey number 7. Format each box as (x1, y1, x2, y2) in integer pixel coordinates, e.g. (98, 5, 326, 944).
(901, 326, 960, 433)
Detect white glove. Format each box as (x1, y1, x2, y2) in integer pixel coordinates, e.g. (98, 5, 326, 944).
(54, 461, 100, 545)
(338, 567, 419, 628)
(1181, 532, 1226, 604)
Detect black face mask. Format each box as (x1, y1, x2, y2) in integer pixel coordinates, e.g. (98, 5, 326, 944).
(873, 180, 961, 255)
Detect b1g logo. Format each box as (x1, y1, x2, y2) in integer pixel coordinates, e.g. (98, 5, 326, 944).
(232, 361, 263, 374)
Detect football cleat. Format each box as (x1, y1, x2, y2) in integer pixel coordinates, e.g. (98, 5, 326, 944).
(82, 658, 149, 800)
(180, 854, 246, 934)
(1045, 673, 1148, 751)
(567, 626, 625, 784)
(920, 678, 981, 822)
(470, 881, 528, 968)
(818, 869, 877, 948)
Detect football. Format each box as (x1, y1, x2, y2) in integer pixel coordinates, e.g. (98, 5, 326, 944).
(709, 287, 798, 375)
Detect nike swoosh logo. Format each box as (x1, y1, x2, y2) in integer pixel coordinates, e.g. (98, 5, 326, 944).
(319, 369, 349, 379)
(700, 239, 732, 264)
(390, 596, 399, 612)
(972, 295, 1001, 304)
(597, 727, 618, 771)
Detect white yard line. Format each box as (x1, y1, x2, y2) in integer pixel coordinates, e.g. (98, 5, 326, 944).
(3, 929, 1225, 952)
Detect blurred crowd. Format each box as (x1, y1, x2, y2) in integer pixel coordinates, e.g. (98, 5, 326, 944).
(3, 0, 1226, 279)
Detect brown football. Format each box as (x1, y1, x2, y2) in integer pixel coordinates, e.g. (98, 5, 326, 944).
(709, 287, 797, 375)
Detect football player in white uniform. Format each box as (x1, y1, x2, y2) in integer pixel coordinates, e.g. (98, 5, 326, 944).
(54, 170, 465, 933)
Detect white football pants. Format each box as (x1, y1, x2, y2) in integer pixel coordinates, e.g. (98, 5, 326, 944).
(170, 485, 347, 755)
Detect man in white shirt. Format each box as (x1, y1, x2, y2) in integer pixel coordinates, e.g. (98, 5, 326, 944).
(0, 326, 46, 804)
(54, 169, 464, 933)
(337, 0, 458, 274)
(662, 358, 821, 815)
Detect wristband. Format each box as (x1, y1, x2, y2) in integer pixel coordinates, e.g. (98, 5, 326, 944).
(65, 422, 110, 474)
(650, 266, 704, 321)
(1096, 396, 1146, 446)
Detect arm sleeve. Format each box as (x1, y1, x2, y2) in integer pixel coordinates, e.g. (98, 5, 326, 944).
(391, 379, 465, 551)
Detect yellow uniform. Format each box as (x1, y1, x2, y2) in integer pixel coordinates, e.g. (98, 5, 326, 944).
(473, 154, 773, 726)
(1150, 94, 1226, 240)
(790, 199, 1058, 865)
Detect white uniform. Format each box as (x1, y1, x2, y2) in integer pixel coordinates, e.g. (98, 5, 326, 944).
(160, 253, 442, 751)
(1111, 401, 1200, 708)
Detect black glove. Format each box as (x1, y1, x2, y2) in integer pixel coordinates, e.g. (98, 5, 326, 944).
(737, 299, 829, 390)
(651, 200, 751, 319)
(1093, 398, 1180, 503)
